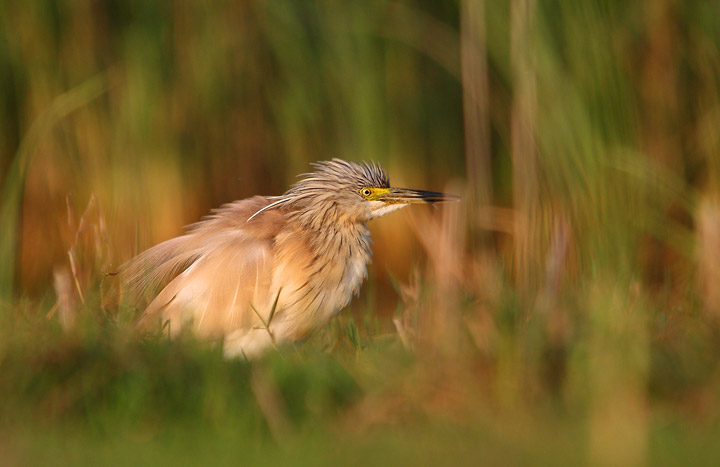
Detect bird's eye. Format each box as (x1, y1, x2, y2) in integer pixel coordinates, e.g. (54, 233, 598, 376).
(361, 188, 372, 197)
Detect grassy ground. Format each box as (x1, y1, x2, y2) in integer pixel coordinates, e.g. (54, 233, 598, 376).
(1, 281, 720, 465)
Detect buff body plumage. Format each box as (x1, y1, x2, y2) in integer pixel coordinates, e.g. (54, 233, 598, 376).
(122, 159, 455, 358)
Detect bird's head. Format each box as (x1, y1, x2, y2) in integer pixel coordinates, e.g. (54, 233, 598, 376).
(271, 159, 459, 223)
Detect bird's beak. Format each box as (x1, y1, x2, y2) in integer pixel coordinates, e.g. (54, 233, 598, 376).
(378, 187, 460, 204)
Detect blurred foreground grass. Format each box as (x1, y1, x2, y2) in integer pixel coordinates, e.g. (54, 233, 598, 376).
(3, 0, 720, 465)
(2, 282, 720, 465)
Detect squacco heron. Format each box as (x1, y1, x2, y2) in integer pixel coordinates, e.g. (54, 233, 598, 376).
(122, 159, 457, 358)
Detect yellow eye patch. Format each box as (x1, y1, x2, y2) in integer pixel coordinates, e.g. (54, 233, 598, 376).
(359, 187, 390, 200)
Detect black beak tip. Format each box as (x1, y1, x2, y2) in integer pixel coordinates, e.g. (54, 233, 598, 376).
(422, 192, 461, 203)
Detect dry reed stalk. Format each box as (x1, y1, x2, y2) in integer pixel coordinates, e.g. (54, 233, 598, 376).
(407, 187, 465, 356)
(461, 0, 493, 227)
(52, 266, 76, 331)
(697, 194, 720, 319)
(50, 193, 111, 328)
(510, 0, 539, 296)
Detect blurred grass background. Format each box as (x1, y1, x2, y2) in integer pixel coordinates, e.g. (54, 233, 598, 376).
(2, 0, 720, 464)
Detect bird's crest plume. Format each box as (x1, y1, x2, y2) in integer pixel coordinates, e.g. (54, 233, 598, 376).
(247, 159, 389, 222)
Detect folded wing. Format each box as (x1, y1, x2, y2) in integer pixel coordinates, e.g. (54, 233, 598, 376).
(122, 197, 284, 338)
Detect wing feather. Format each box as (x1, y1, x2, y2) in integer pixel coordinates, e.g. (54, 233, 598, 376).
(137, 235, 275, 337)
(124, 196, 285, 337)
